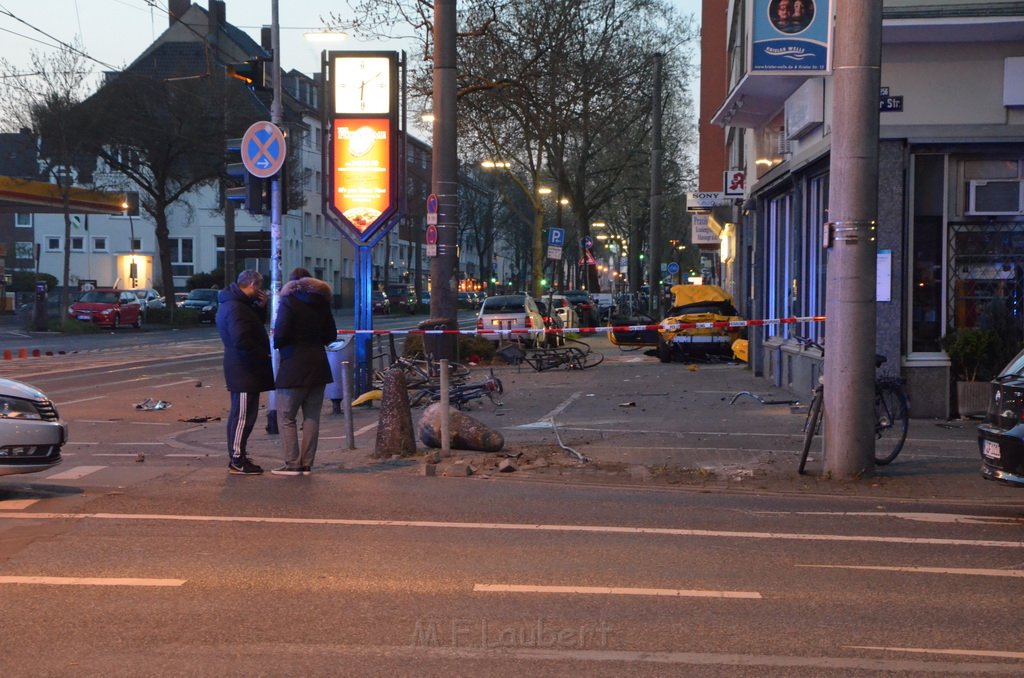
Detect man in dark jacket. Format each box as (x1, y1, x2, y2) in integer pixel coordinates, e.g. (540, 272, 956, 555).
(216, 269, 275, 475)
(271, 268, 338, 476)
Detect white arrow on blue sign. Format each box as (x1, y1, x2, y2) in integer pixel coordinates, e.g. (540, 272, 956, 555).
(667, 262, 680, 275)
(548, 227, 565, 247)
(241, 122, 286, 179)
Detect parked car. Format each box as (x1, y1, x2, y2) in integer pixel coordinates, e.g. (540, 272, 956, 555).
(977, 347, 1024, 487)
(657, 284, 744, 363)
(562, 290, 600, 327)
(174, 292, 189, 307)
(386, 284, 417, 314)
(179, 288, 219, 323)
(457, 291, 479, 309)
(592, 292, 617, 322)
(476, 294, 545, 348)
(133, 288, 165, 310)
(67, 288, 143, 329)
(0, 378, 66, 476)
(371, 290, 391, 315)
(534, 299, 565, 347)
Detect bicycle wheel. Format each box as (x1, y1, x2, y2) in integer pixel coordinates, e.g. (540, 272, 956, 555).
(798, 387, 824, 475)
(873, 382, 909, 465)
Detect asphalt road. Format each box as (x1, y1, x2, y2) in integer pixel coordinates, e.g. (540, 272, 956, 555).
(1, 324, 1022, 676)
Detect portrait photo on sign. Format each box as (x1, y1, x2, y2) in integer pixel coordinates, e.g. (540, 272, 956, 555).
(770, 0, 814, 34)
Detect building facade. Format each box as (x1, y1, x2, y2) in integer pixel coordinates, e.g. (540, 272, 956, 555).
(704, 0, 1024, 418)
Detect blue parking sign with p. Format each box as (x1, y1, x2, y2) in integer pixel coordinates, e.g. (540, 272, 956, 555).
(548, 227, 565, 247)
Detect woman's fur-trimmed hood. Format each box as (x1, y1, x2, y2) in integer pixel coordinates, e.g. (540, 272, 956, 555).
(280, 276, 332, 300)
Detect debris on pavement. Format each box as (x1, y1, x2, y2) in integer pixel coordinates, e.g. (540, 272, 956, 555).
(135, 398, 171, 410)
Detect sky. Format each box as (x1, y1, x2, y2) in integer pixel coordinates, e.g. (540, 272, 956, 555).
(0, 0, 703, 84)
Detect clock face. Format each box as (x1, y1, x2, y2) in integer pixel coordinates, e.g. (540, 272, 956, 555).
(334, 56, 391, 115)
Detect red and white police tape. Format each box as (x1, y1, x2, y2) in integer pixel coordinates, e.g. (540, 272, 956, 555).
(332, 315, 828, 336)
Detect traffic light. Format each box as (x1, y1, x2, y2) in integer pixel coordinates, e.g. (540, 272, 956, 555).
(224, 138, 266, 215)
(227, 57, 271, 91)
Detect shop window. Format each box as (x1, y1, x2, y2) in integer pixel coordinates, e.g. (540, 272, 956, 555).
(910, 154, 946, 354)
(765, 193, 794, 338)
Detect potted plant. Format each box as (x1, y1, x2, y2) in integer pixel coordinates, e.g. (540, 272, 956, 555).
(941, 327, 993, 418)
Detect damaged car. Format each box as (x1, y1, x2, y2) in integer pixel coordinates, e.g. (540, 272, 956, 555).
(657, 284, 745, 363)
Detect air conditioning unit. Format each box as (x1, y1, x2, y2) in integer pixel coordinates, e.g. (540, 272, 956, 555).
(967, 180, 1024, 215)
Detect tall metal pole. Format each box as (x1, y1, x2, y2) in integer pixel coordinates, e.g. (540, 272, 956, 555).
(266, 0, 284, 431)
(649, 53, 663, 317)
(429, 0, 459, 357)
(823, 1, 883, 478)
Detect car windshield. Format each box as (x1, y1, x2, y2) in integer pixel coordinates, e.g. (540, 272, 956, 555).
(563, 291, 590, 302)
(187, 290, 217, 301)
(79, 291, 119, 304)
(999, 348, 1024, 378)
(482, 296, 526, 313)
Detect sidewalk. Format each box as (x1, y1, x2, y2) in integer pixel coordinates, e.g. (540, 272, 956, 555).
(168, 332, 1022, 505)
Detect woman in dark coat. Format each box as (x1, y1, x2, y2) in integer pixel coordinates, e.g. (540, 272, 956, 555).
(216, 269, 275, 475)
(271, 268, 338, 475)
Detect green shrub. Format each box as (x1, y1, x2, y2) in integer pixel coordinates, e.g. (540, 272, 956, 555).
(401, 334, 496, 363)
(53, 319, 101, 334)
(941, 327, 992, 381)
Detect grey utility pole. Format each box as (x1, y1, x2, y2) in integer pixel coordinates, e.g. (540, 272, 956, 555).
(649, 53, 663, 317)
(429, 0, 459, 358)
(823, 1, 883, 478)
(266, 0, 284, 431)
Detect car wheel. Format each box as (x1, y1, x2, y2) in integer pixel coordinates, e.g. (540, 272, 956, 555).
(112, 314, 120, 330)
(133, 313, 142, 329)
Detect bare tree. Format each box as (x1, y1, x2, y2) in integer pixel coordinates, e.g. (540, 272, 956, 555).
(0, 43, 96, 320)
(328, 0, 698, 295)
(77, 71, 261, 315)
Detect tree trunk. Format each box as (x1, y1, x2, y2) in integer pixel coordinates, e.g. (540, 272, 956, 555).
(154, 204, 176, 323)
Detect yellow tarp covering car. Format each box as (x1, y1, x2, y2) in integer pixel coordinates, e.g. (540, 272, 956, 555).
(658, 284, 744, 363)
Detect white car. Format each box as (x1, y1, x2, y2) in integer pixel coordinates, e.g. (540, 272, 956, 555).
(542, 294, 579, 329)
(0, 378, 65, 476)
(475, 294, 546, 348)
(133, 288, 165, 310)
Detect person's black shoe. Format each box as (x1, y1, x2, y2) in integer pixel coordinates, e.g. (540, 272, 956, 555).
(229, 459, 263, 475)
(300, 466, 312, 475)
(271, 465, 303, 476)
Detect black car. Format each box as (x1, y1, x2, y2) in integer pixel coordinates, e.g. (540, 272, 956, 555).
(180, 288, 219, 323)
(977, 348, 1024, 487)
(562, 290, 600, 327)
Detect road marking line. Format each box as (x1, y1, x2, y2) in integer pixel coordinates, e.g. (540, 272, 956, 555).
(848, 646, 1024, 660)
(44, 465, 107, 480)
(60, 396, 107, 405)
(800, 564, 1024, 578)
(94, 453, 143, 457)
(542, 392, 582, 421)
(474, 584, 761, 598)
(1, 512, 1022, 549)
(356, 421, 380, 438)
(774, 511, 1024, 526)
(166, 453, 207, 458)
(76, 420, 171, 426)
(0, 576, 185, 587)
(0, 499, 39, 510)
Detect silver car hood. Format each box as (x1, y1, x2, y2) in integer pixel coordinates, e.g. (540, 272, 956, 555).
(0, 378, 48, 401)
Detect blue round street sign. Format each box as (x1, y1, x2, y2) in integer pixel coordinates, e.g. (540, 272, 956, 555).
(667, 262, 680, 275)
(241, 122, 287, 179)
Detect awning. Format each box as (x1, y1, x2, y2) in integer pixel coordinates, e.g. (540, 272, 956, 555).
(0, 175, 126, 214)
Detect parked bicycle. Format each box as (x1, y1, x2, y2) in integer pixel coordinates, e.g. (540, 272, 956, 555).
(795, 336, 910, 474)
